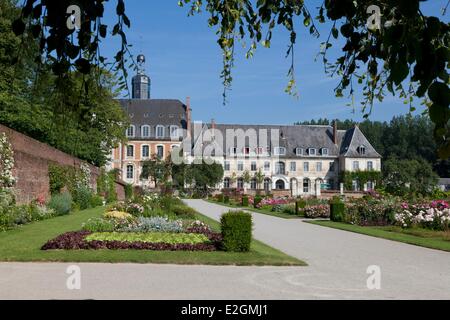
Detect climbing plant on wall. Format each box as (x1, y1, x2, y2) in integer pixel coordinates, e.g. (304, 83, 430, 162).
(0, 133, 15, 189)
(339, 170, 382, 191)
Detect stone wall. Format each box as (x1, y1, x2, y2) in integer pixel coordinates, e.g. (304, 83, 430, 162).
(0, 124, 125, 204)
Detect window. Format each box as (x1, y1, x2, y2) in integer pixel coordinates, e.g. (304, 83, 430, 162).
(251, 162, 257, 171)
(126, 165, 134, 180)
(256, 147, 264, 155)
(275, 162, 286, 175)
(126, 125, 135, 138)
(157, 145, 164, 159)
(303, 162, 310, 172)
(367, 161, 374, 171)
(156, 125, 165, 138)
(223, 178, 230, 189)
(303, 179, 310, 193)
(329, 161, 335, 172)
(367, 180, 375, 190)
(358, 145, 366, 155)
(274, 147, 286, 156)
(126, 145, 134, 158)
(308, 148, 317, 156)
(295, 148, 303, 156)
(316, 162, 323, 172)
(141, 125, 150, 138)
(244, 147, 250, 155)
(224, 161, 230, 171)
(275, 180, 285, 190)
(290, 162, 297, 172)
(264, 161, 270, 172)
(321, 148, 329, 156)
(352, 180, 360, 191)
(170, 126, 179, 139)
(264, 178, 271, 191)
(250, 179, 257, 190)
(353, 161, 360, 171)
(237, 162, 244, 171)
(237, 178, 244, 189)
(229, 147, 237, 155)
(142, 145, 150, 158)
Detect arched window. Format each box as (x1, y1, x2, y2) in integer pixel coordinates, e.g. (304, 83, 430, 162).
(358, 145, 366, 155)
(126, 165, 134, 180)
(275, 180, 285, 190)
(126, 145, 134, 158)
(250, 179, 257, 190)
(275, 162, 286, 175)
(237, 178, 244, 189)
(156, 145, 164, 159)
(223, 178, 230, 189)
(126, 125, 135, 138)
(141, 125, 150, 138)
(264, 178, 271, 192)
(156, 125, 165, 139)
(170, 125, 179, 139)
(303, 178, 310, 193)
(142, 145, 150, 158)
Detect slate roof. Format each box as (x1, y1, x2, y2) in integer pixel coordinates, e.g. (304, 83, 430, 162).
(118, 99, 188, 139)
(192, 123, 350, 158)
(339, 126, 381, 158)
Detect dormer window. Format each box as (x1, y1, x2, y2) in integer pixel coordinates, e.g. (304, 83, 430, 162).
(295, 148, 303, 156)
(141, 125, 150, 138)
(358, 145, 366, 155)
(308, 148, 317, 156)
(256, 147, 264, 155)
(321, 148, 329, 156)
(170, 125, 179, 139)
(126, 125, 135, 138)
(274, 147, 286, 156)
(156, 125, 165, 139)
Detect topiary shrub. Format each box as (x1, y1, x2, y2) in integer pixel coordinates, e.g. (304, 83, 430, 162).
(224, 195, 230, 204)
(217, 194, 224, 202)
(254, 196, 262, 208)
(330, 198, 345, 222)
(220, 211, 252, 252)
(172, 205, 197, 219)
(295, 199, 306, 216)
(48, 192, 72, 216)
(241, 196, 249, 207)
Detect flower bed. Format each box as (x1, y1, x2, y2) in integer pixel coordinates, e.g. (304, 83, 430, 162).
(303, 205, 330, 218)
(395, 200, 450, 230)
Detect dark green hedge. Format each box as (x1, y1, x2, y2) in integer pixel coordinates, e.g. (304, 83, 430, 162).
(254, 196, 262, 208)
(224, 195, 230, 204)
(330, 199, 345, 222)
(241, 196, 249, 207)
(295, 199, 306, 215)
(221, 211, 252, 252)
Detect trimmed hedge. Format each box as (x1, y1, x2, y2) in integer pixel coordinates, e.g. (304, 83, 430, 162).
(241, 196, 249, 207)
(330, 200, 345, 222)
(224, 195, 230, 204)
(295, 200, 306, 215)
(254, 196, 262, 208)
(220, 211, 252, 252)
(217, 194, 224, 202)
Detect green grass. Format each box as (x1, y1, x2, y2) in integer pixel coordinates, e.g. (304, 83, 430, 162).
(0, 207, 305, 266)
(308, 220, 450, 252)
(206, 199, 303, 220)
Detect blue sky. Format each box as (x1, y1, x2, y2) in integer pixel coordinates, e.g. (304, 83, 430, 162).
(102, 0, 448, 125)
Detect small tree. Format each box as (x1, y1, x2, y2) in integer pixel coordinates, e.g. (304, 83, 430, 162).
(141, 155, 171, 188)
(185, 159, 224, 196)
(254, 169, 265, 191)
(242, 170, 251, 191)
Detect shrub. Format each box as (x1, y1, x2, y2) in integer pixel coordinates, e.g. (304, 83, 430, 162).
(0, 212, 15, 231)
(29, 204, 55, 222)
(253, 196, 262, 208)
(104, 211, 134, 221)
(282, 205, 296, 215)
(224, 195, 230, 204)
(125, 183, 134, 200)
(220, 211, 252, 252)
(295, 200, 306, 215)
(304, 205, 330, 219)
(73, 186, 93, 210)
(330, 199, 345, 222)
(241, 196, 249, 207)
(90, 194, 104, 208)
(11, 205, 32, 225)
(82, 218, 115, 232)
(172, 205, 197, 219)
(217, 194, 224, 202)
(48, 192, 72, 216)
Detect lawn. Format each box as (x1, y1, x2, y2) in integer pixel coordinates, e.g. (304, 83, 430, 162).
(308, 220, 450, 252)
(0, 207, 305, 266)
(206, 199, 302, 220)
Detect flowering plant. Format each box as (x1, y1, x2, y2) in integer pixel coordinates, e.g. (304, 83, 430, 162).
(304, 205, 330, 218)
(395, 200, 450, 230)
(0, 133, 15, 188)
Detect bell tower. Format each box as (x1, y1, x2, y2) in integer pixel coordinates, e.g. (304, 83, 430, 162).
(132, 54, 151, 99)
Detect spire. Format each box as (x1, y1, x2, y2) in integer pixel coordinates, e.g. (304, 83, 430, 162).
(132, 54, 151, 99)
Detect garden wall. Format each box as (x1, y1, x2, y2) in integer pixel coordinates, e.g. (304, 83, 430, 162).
(0, 124, 125, 204)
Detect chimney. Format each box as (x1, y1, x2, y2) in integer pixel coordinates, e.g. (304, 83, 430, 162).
(186, 97, 192, 138)
(333, 120, 338, 145)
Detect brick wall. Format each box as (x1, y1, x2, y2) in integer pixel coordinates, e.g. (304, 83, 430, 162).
(0, 124, 125, 204)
